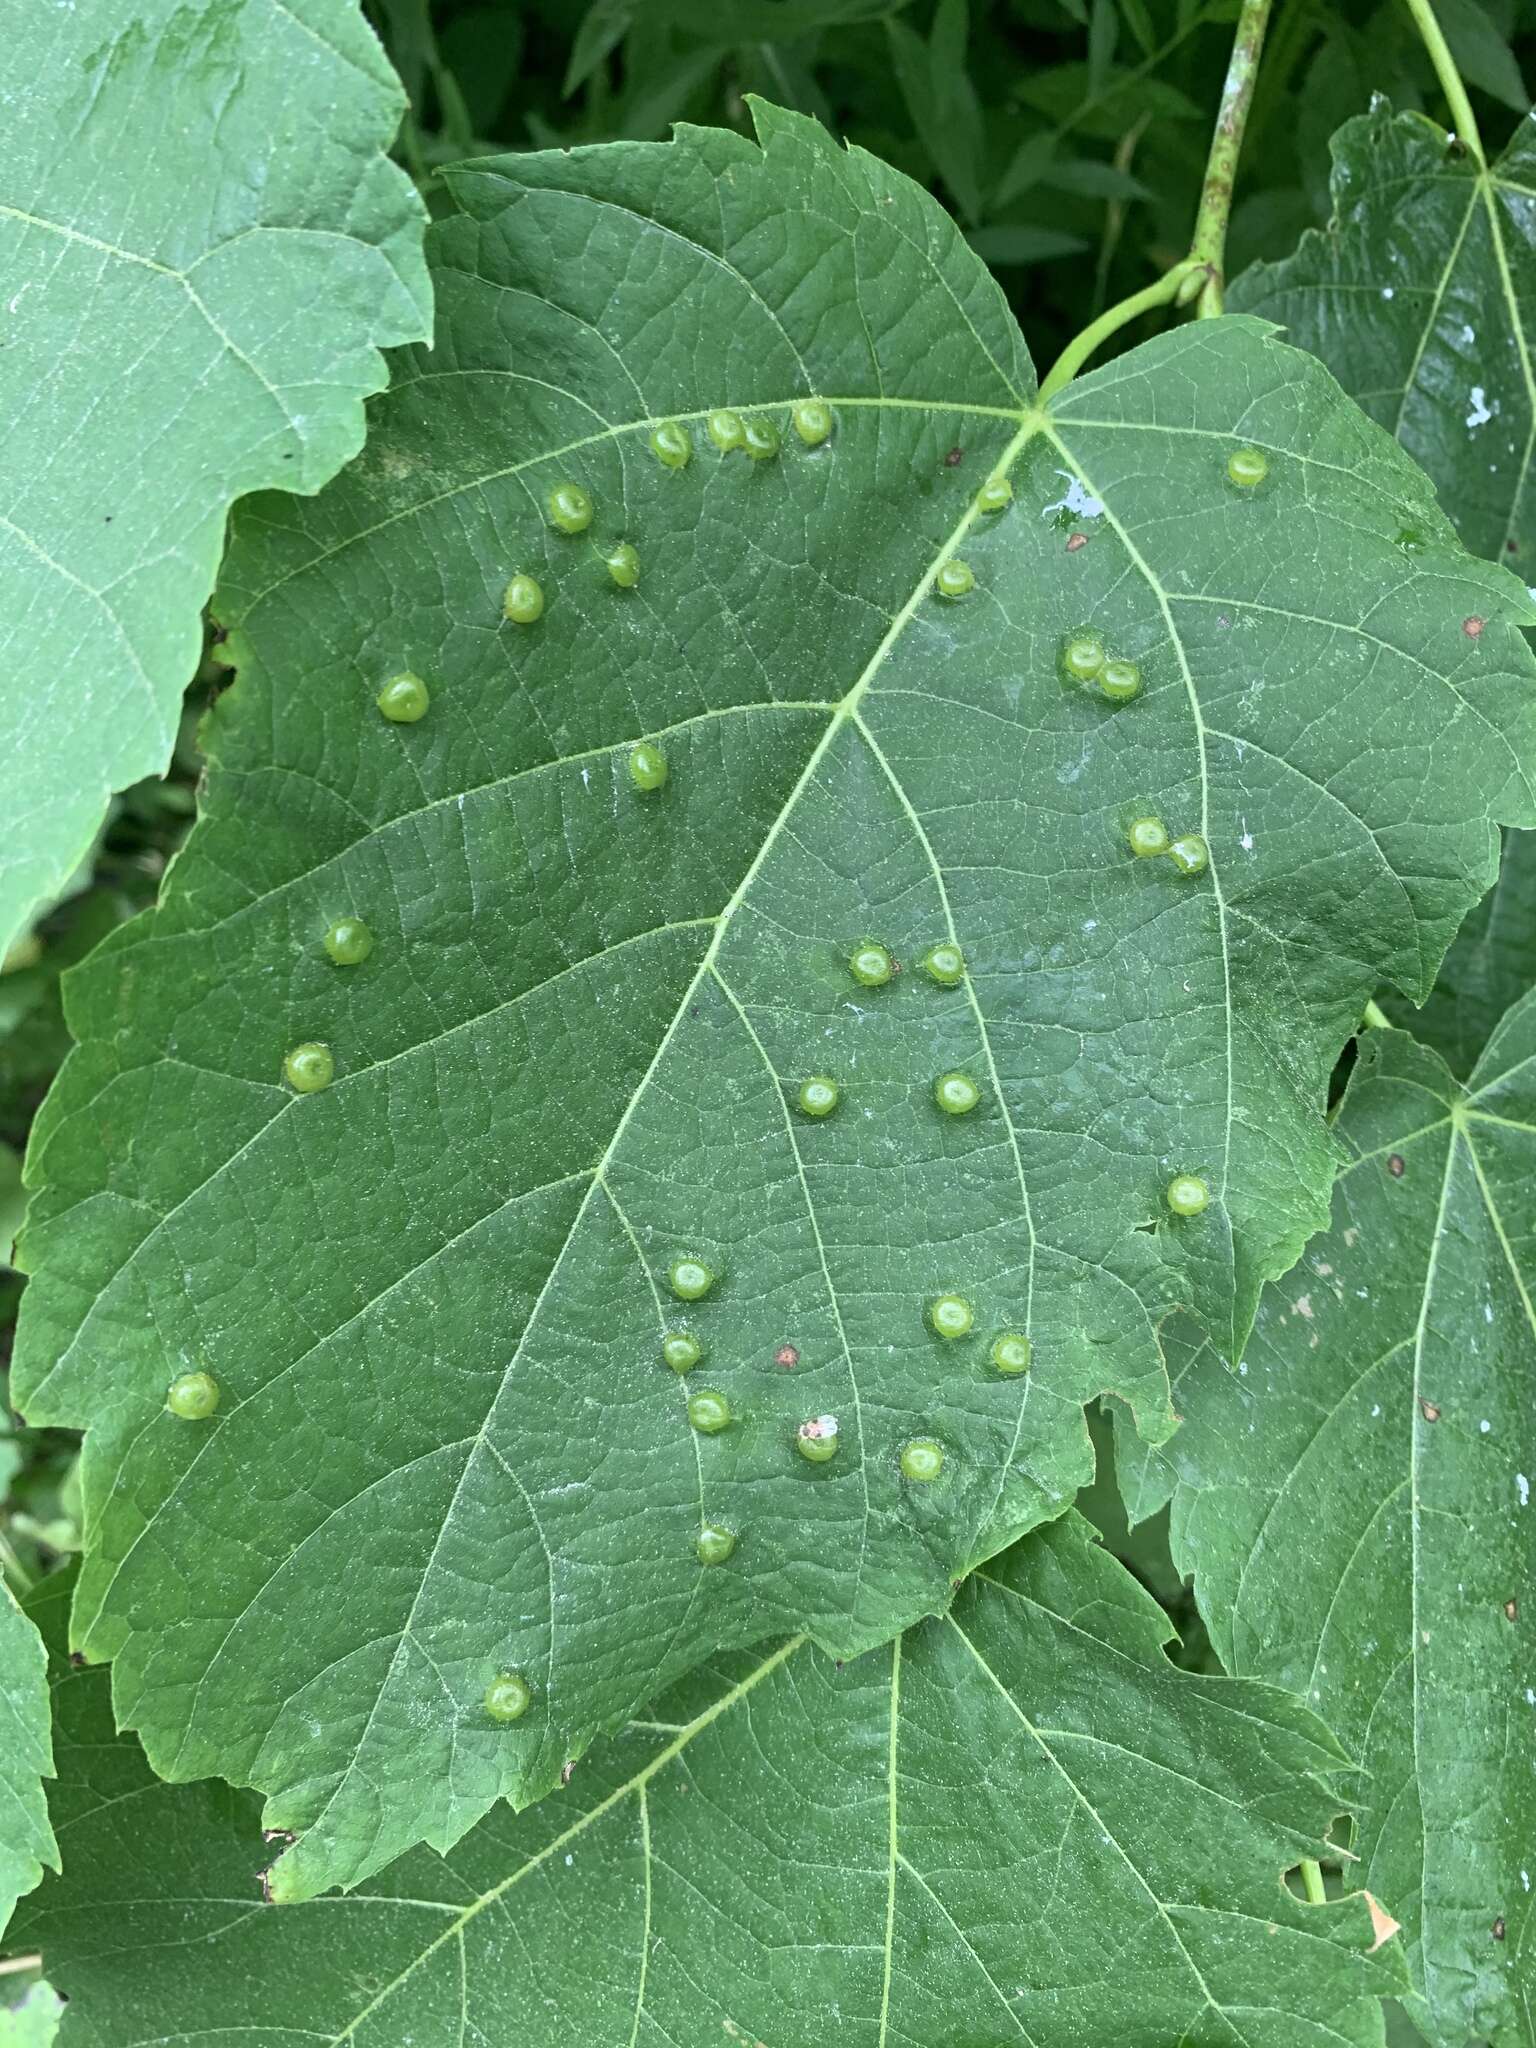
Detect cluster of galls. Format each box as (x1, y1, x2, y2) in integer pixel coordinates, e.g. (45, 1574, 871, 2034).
(658, 1251, 960, 1564)
(173, 415, 1244, 1729)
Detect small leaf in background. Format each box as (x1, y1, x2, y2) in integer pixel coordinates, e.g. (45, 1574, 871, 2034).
(0, 0, 433, 967)
(1435, 0, 1529, 112)
(15, 103, 1536, 1901)
(966, 222, 1091, 262)
(12, 1519, 1406, 2046)
(885, 1, 985, 222)
(1119, 1013, 1536, 2047)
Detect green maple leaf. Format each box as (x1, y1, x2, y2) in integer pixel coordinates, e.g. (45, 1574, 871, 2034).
(1116, 1015, 1536, 2046)
(1230, 99, 1536, 569)
(0, 1582, 56, 1942)
(15, 105, 1536, 1898)
(11, 1519, 1407, 2046)
(0, 0, 431, 961)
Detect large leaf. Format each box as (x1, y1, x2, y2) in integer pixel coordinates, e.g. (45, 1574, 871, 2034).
(0, 0, 431, 960)
(16, 104, 1536, 1899)
(0, 1582, 56, 1940)
(11, 1516, 1406, 2046)
(1230, 98, 1536, 569)
(1117, 1016, 1536, 2046)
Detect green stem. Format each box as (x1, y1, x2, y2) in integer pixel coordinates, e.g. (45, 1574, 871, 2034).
(1401, 0, 1485, 166)
(1186, 0, 1275, 318)
(1299, 1858, 1327, 1906)
(1038, 260, 1204, 403)
(1362, 999, 1393, 1031)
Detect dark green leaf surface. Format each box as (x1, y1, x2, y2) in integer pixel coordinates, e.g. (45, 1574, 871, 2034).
(1119, 1019, 1536, 2046)
(0, 1583, 55, 1939)
(0, 0, 431, 960)
(12, 1518, 1406, 2048)
(16, 105, 1536, 1899)
(1380, 826, 1536, 1076)
(1230, 99, 1536, 568)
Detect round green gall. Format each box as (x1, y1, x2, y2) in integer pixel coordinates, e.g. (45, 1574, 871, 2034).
(166, 1370, 220, 1420)
(649, 421, 692, 470)
(662, 1331, 702, 1375)
(546, 482, 593, 534)
(1127, 816, 1170, 859)
(935, 559, 974, 600)
(991, 1332, 1032, 1376)
(900, 1437, 944, 1483)
(1099, 658, 1141, 703)
(1168, 834, 1208, 877)
(323, 918, 373, 967)
(849, 942, 894, 988)
(742, 416, 781, 461)
(283, 1042, 334, 1094)
(669, 1256, 716, 1302)
(605, 543, 640, 590)
(708, 409, 745, 452)
(376, 672, 429, 723)
(696, 1523, 737, 1565)
(928, 1293, 973, 1341)
(792, 399, 833, 446)
(503, 574, 544, 624)
(976, 477, 1013, 514)
(797, 1076, 839, 1119)
(687, 1388, 732, 1435)
(1227, 446, 1269, 488)
(484, 1672, 531, 1722)
(934, 1071, 981, 1116)
(629, 741, 669, 793)
(1061, 631, 1106, 684)
(795, 1414, 840, 1463)
(1166, 1173, 1211, 1217)
(922, 941, 965, 987)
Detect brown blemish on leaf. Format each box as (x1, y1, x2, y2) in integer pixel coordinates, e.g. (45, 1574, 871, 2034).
(1504, 1599, 1518, 1622)
(1463, 615, 1485, 639)
(775, 1345, 799, 1369)
(1066, 532, 1088, 553)
(943, 446, 962, 467)
(1493, 1916, 1506, 1939)
(1388, 1154, 1406, 1178)
(1419, 1398, 1441, 1422)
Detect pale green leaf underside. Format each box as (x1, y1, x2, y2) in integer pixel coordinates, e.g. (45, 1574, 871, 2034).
(1230, 100, 1536, 570)
(13, 1519, 1405, 2047)
(16, 105, 1536, 1899)
(0, 1584, 56, 1941)
(1121, 1015, 1536, 2047)
(0, 1984, 64, 2048)
(0, 0, 431, 958)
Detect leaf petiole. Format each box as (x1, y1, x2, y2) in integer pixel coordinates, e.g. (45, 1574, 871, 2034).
(1037, 259, 1206, 402)
(1186, 0, 1275, 318)
(1400, 0, 1486, 167)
